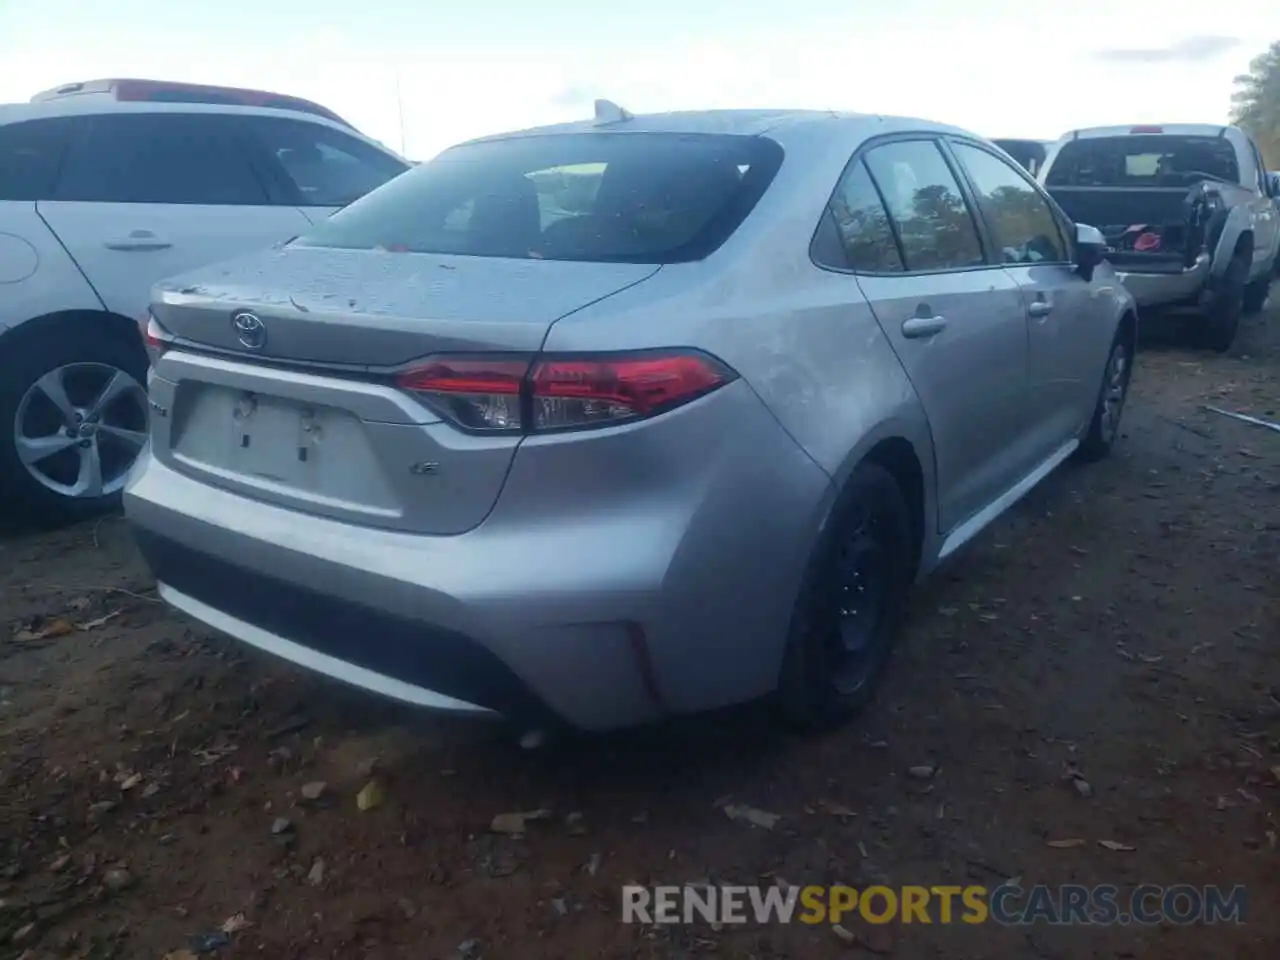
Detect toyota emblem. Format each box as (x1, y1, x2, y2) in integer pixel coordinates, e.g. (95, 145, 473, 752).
(231, 311, 267, 350)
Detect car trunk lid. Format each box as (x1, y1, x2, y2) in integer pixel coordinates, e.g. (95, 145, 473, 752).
(152, 245, 660, 367)
(147, 247, 659, 534)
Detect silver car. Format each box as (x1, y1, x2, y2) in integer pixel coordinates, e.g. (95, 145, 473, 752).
(124, 108, 1136, 734)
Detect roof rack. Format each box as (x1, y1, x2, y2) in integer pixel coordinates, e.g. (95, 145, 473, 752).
(30, 78, 355, 129)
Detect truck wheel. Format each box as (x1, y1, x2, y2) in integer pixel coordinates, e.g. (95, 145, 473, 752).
(0, 325, 149, 523)
(1201, 253, 1247, 353)
(1242, 268, 1272, 314)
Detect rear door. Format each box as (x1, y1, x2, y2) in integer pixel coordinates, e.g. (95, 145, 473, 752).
(0, 117, 105, 326)
(36, 112, 312, 320)
(947, 138, 1097, 456)
(841, 137, 1033, 533)
(235, 115, 409, 224)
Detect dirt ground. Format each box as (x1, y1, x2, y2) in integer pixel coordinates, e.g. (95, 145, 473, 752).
(2, 307, 1278, 960)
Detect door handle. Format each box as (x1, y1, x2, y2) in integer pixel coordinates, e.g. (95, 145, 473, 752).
(902, 315, 948, 338)
(1028, 300, 1053, 317)
(105, 230, 172, 251)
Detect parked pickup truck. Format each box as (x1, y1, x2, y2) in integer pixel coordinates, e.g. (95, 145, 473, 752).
(1040, 124, 1280, 351)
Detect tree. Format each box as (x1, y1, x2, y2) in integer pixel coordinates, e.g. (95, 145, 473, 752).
(1231, 41, 1280, 167)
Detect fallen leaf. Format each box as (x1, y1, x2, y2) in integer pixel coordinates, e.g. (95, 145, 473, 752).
(1270, 766, 1280, 784)
(907, 765, 936, 780)
(307, 859, 326, 886)
(163, 952, 199, 960)
(817, 800, 858, 818)
(355, 780, 385, 812)
(220, 913, 253, 934)
(1098, 840, 1135, 852)
(1137, 653, 1164, 664)
(300, 781, 327, 801)
(1047, 838, 1086, 848)
(1072, 779, 1093, 799)
(490, 809, 552, 835)
(13, 618, 76, 641)
(119, 773, 143, 791)
(723, 804, 780, 830)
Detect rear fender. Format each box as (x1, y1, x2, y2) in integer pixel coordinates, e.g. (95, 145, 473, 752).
(825, 407, 940, 580)
(1209, 211, 1253, 280)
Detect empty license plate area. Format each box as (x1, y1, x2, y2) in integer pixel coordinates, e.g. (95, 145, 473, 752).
(169, 384, 398, 512)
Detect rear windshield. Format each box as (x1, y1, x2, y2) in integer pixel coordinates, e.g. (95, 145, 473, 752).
(291, 132, 784, 264)
(1045, 135, 1239, 187)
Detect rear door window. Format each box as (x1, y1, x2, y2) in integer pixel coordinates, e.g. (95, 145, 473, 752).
(0, 117, 75, 201)
(292, 132, 785, 264)
(54, 113, 269, 205)
(241, 116, 408, 207)
(862, 139, 986, 271)
(1045, 135, 1240, 187)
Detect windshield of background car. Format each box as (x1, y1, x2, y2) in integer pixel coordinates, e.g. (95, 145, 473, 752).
(1044, 135, 1239, 187)
(291, 131, 785, 264)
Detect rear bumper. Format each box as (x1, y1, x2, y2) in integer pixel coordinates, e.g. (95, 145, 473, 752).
(123, 381, 832, 731)
(1114, 252, 1211, 307)
(125, 462, 665, 730)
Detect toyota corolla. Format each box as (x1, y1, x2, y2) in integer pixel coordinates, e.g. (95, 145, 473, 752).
(124, 105, 1136, 736)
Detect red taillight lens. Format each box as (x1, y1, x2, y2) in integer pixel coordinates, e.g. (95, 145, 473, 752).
(530, 354, 731, 429)
(395, 351, 736, 433)
(139, 312, 173, 365)
(395, 357, 527, 431)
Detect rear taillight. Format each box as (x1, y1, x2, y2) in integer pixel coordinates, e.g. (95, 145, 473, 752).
(139, 312, 173, 366)
(395, 351, 736, 433)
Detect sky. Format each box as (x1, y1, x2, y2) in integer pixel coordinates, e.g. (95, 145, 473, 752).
(2, 1, 1280, 161)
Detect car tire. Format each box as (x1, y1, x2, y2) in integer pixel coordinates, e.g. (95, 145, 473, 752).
(1075, 326, 1134, 463)
(1201, 252, 1247, 353)
(0, 324, 149, 524)
(776, 461, 913, 731)
(1242, 267, 1272, 314)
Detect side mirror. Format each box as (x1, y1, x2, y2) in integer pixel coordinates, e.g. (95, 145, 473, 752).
(1074, 222, 1107, 282)
(1267, 173, 1280, 198)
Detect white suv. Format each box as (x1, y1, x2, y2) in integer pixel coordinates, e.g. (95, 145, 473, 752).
(0, 81, 410, 520)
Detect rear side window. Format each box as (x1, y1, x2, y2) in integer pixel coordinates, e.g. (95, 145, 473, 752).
(825, 161, 904, 272)
(54, 114, 268, 205)
(0, 118, 73, 201)
(1045, 135, 1240, 187)
(241, 116, 408, 207)
(862, 139, 985, 271)
(293, 132, 785, 264)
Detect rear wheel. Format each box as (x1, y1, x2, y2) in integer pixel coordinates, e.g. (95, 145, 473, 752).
(1201, 253, 1247, 353)
(0, 325, 149, 523)
(777, 462, 913, 730)
(1242, 264, 1272, 314)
